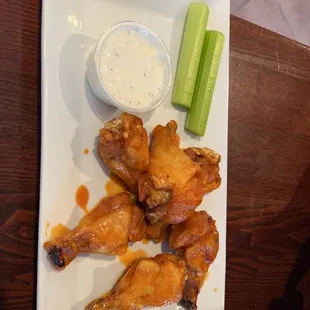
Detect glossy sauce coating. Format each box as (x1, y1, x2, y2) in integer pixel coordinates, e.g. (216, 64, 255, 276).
(50, 224, 70, 240)
(105, 174, 127, 196)
(118, 248, 148, 267)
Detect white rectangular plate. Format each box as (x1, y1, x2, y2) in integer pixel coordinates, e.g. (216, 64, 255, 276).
(38, 0, 229, 309)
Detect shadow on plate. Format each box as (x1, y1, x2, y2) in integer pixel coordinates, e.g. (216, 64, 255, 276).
(162, 4, 186, 113)
(70, 125, 112, 179)
(59, 33, 117, 124)
(71, 265, 123, 310)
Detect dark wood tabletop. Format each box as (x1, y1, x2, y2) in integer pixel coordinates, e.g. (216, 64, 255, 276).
(0, 1, 310, 309)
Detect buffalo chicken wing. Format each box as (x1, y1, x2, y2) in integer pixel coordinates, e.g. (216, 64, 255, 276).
(44, 192, 146, 270)
(169, 211, 219, 309)
(98, 113, 149, 193)
(86, 254, 187, 310)
(139, 120, 221, 226)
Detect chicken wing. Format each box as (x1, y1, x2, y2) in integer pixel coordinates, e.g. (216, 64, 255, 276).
(184, 147, 222, 195)
(44, 192, 146, 270)
(148, 120, 200, 189)
(169, 211, 219, 310)
(139, 120, 221, 225)
(98, 113, 149, 193)
(86, 253, 187, 310)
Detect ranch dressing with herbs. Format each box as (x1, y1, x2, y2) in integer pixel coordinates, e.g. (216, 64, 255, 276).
(99, 28, 165, 108)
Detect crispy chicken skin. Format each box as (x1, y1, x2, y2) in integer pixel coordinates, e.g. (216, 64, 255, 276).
(184, 147, 222, 195)
(86, 254, 187, 310)
(139, 120, 221, 225)
(145, 220, 168, 243)
(98, 113, 149, 193)
(169, 211, 219, 310)
(44, 192, 146, 270)
(148, 120, 200, 189)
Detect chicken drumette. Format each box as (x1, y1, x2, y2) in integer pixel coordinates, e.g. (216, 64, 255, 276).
(98, 113, 149, 194)
(44, 192, 146, 270)
(169, 211, 219, 310)
(86, 254, 187, 310)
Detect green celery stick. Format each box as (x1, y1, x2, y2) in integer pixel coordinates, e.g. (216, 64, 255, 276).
(185, 30, 225, 136)
(172, 3, 209, 108)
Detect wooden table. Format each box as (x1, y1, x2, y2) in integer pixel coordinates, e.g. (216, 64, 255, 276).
(1, 1, 309, 309)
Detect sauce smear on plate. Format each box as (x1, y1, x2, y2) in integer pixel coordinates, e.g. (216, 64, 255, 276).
(50, 224, 70, 239)
(105, 174, 127, 196)
(75, 185, 89, 214)
(119, 248, 148, 267)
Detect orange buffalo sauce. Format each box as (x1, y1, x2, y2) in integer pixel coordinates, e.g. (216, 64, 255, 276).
(105, 174, 127, 196)
(118, 248, 148, 267)
(101, 291, 110, 299)
(45, 221, 50, 237)
(50, 224, 70, 239)
(141, 239, 150, 245)
(201, 272, 210, 286)
(84, 148, 89, 155)
(75, 185, 89, 214)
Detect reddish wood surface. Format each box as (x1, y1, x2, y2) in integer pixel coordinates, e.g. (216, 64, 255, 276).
(228, 18, 310, 310)
(0, 1, 310, 309)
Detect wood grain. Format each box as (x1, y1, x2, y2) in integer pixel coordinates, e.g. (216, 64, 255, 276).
(0, 2, 310, 309)
(0, 0, 40, 309)
(228, 17, 310, 310)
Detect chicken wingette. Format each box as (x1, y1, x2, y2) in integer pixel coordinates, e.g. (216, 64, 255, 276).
(169, 211, 219, 309)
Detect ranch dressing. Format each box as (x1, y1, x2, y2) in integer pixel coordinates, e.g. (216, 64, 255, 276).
(99, 28, 165, 108)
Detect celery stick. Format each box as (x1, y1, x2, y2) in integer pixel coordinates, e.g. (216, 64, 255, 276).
(172, 3, 209, 108)
(185, 30, 225, 136)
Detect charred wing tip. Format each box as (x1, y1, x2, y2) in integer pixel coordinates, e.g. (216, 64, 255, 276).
(47, 246, 66, 269)
(179, 299, 198, 310)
